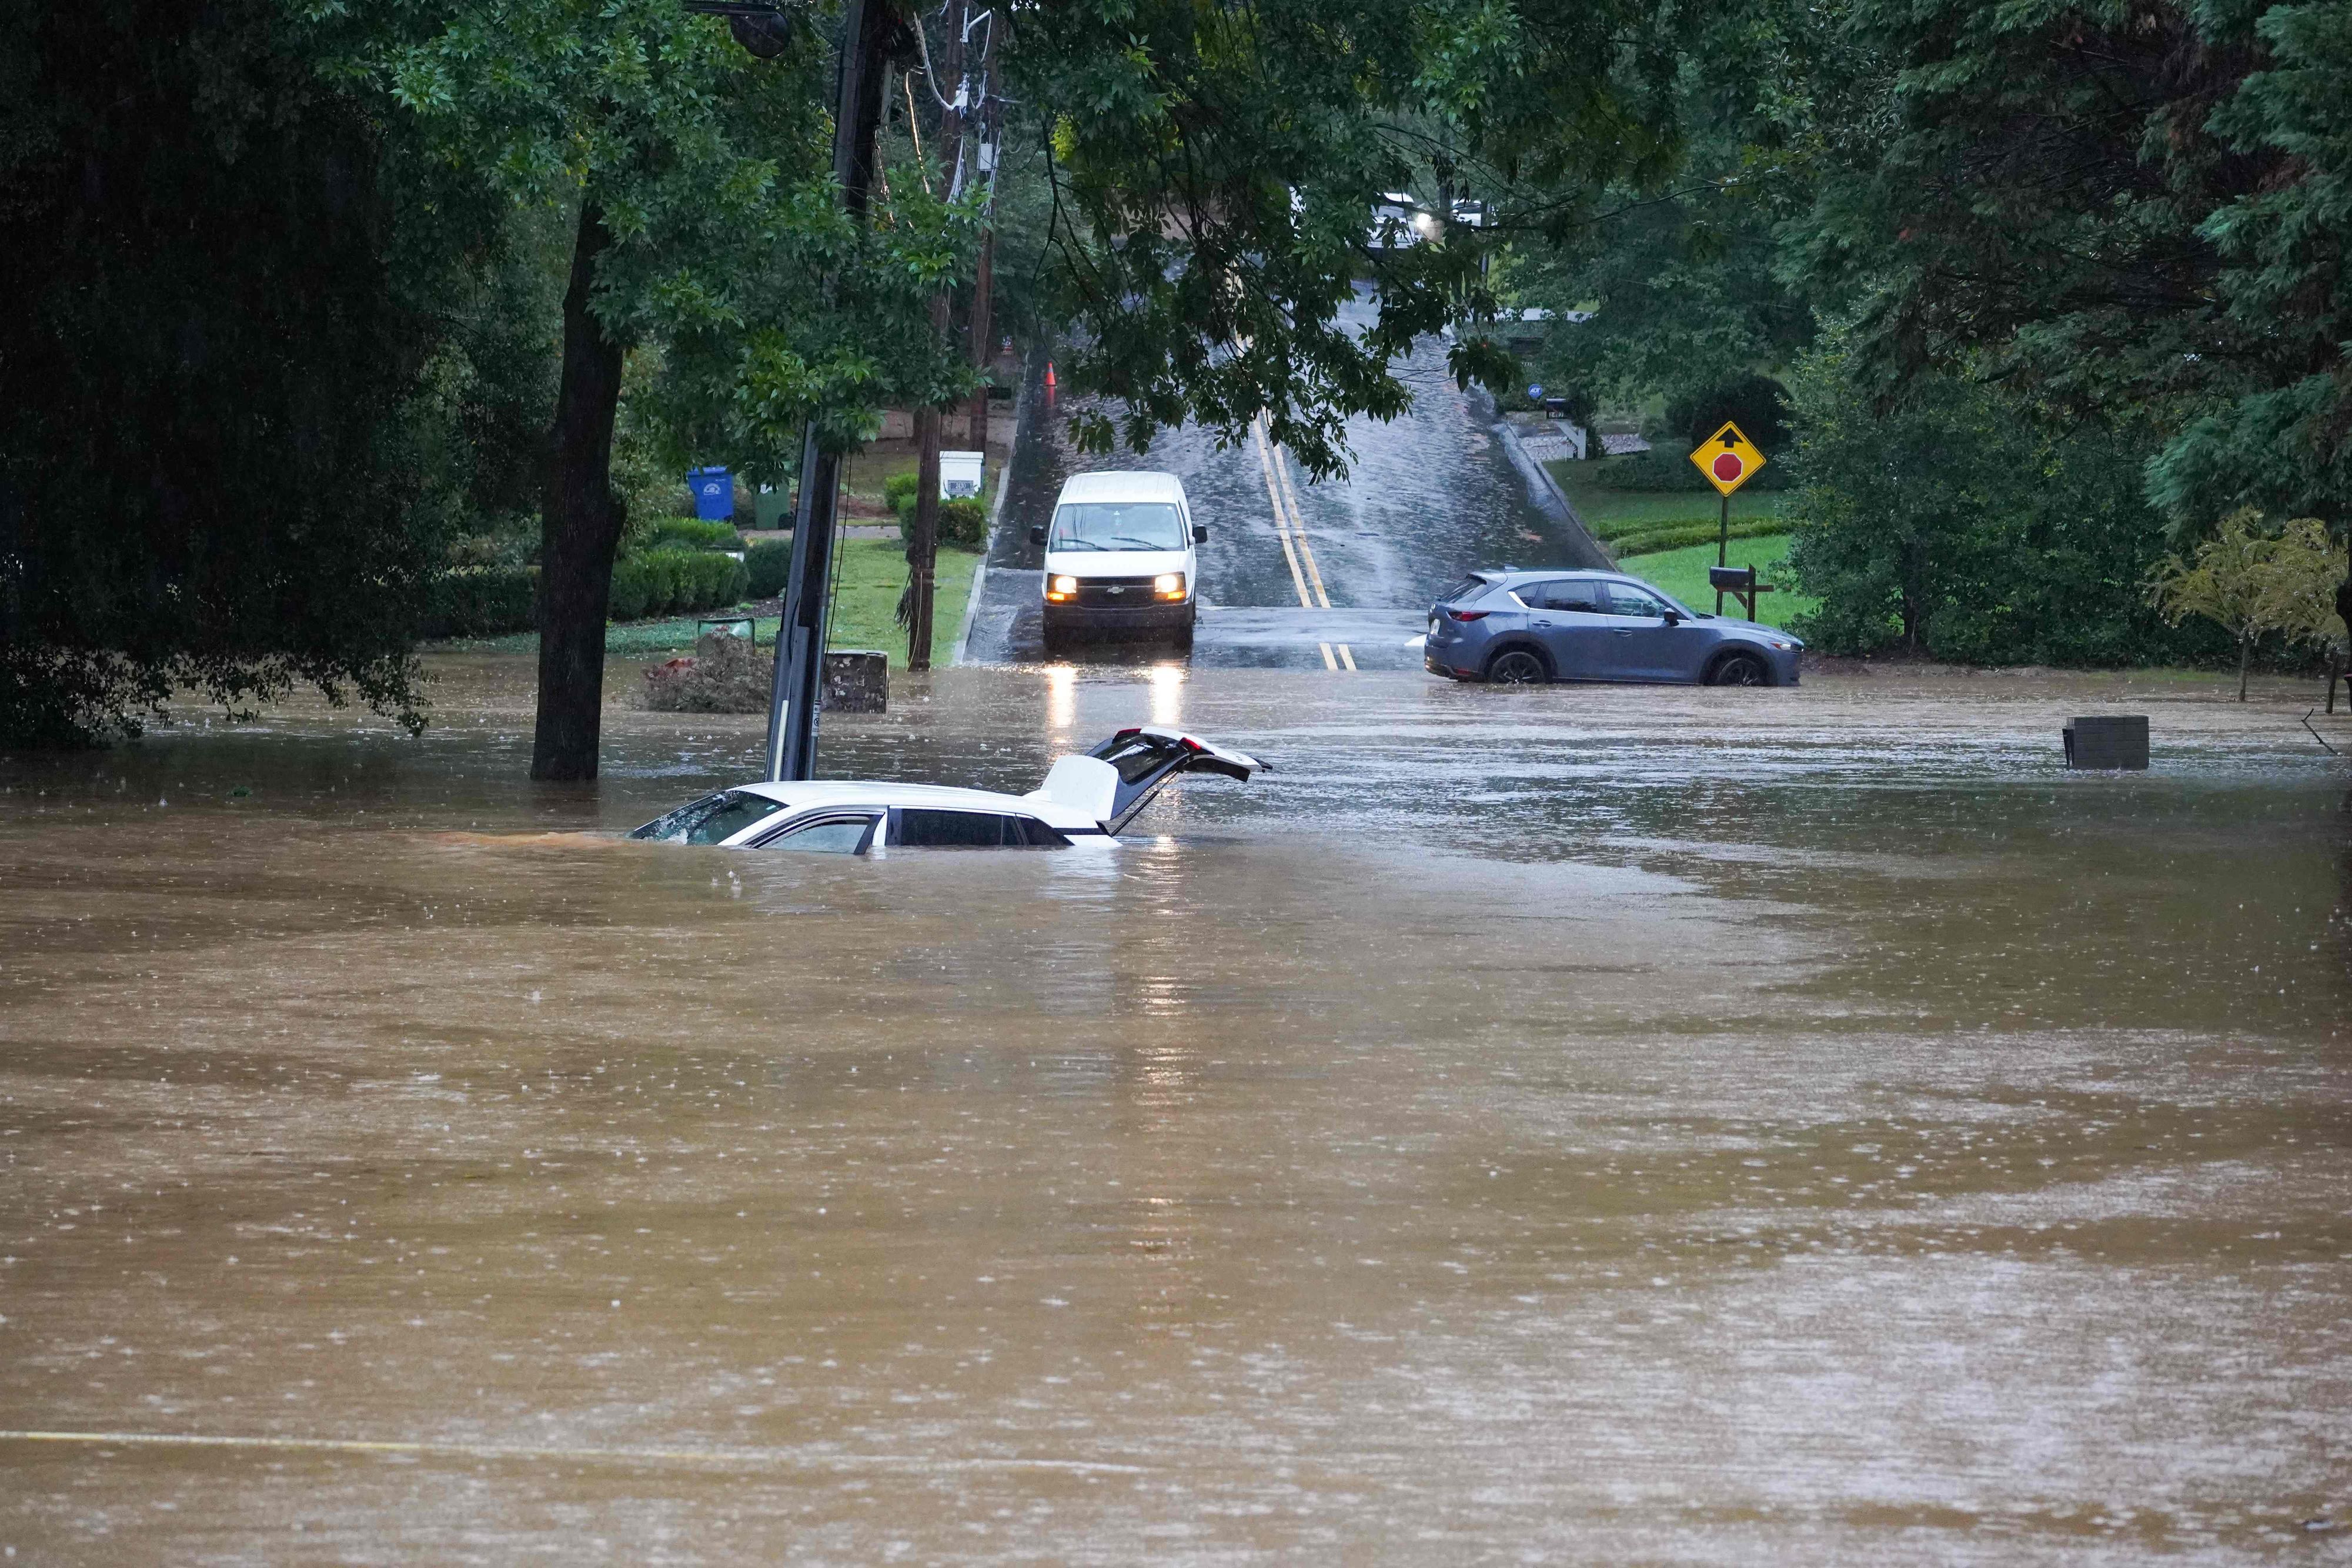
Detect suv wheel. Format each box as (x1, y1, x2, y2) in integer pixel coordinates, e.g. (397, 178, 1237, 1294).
(1486, 648, 1549, 686)
(1708, 650, 1770, 686)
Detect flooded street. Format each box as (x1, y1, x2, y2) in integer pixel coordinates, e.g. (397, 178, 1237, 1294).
(4, 658, 2351, 1562)
(965, 307, 1599, 668)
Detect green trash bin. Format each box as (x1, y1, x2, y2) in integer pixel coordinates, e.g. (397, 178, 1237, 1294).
(751, 484, 792, 531)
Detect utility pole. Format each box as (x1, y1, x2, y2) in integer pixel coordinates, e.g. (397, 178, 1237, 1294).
(763, 0, 893, 781)
(903, 2, 963, 671)
(965, 38, 1000, 453)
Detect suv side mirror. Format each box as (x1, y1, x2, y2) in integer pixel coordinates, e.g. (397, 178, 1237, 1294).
(1661, 608, 1685, 625)
(1192, 524, 1209, 543)
(1028, 524, 1046, 547)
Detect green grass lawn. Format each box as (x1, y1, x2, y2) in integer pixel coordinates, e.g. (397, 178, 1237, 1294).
(1612, 534, 1816, 631)
(1545, 457, 1788, 540)
(439, 540, 984, 668)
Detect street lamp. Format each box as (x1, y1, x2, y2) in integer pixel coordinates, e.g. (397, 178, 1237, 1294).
(681, 0, 801, 59)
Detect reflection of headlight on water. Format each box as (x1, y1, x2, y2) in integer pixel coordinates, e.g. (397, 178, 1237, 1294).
(1045, 664, 1076, 731)
(1150, 663, 1184, 726)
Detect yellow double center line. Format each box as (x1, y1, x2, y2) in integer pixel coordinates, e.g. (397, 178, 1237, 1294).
(1250, 416, 1354, 671)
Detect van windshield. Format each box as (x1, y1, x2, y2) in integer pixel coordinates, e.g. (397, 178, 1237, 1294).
(1050, 501, 1185, 552)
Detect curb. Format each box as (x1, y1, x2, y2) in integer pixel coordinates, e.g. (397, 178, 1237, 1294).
(952, 368, 1029, 666)
(1496, 419, 1613, 570)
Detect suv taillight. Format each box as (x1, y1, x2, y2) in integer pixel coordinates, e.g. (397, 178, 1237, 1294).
(1446, 609, 1490, 622)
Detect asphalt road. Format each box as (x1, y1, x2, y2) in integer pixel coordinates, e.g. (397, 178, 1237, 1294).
(965, 304, 1605, 670)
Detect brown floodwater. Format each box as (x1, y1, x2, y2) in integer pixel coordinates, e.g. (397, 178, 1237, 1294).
(3, 657, 2348, 1563)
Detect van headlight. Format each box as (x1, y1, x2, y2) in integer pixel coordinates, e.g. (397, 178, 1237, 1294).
(1048, 574, 1078, 603)
(1154, 572, 1185, 600)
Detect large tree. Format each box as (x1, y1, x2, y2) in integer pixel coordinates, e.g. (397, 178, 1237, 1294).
(0, 0, 455, 745)
(1787, 0, 2351, 531)
(372, 0, 971, 779)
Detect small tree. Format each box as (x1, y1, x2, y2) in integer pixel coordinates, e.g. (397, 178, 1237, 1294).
(2254, 516, 2351, 684)
(2147, 509, 2343, 700)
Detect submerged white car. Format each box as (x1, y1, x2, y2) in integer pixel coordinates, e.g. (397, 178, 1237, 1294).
(629, 727, 1267, 852)
(1029, 470, 1207, 652)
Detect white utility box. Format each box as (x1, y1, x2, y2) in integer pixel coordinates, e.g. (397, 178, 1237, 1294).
(939, 450, 985, 499)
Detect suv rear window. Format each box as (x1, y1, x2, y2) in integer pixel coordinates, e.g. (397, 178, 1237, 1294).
(1438, 574, 1490, 603)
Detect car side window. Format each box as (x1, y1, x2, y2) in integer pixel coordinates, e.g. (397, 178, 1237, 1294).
(1601, 583, 1669, 618)
(1516, 580, 1602, 612)
(1014, 816, 1071, 848)
(894, 808, 1022, 848)
(757, 814, 878, 854)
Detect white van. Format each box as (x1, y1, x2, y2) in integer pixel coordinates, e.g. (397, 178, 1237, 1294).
(1030, 470, 1205, 653)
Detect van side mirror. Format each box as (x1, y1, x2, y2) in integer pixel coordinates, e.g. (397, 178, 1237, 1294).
(1192, 524, 1209, 543)
(1028, 525, 1046, 547)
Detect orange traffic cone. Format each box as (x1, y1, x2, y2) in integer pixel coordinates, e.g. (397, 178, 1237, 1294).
(1045, 361, 1057, 390)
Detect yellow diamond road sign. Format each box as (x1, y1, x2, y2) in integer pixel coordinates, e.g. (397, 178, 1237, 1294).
(1690, 420, 1766, 496)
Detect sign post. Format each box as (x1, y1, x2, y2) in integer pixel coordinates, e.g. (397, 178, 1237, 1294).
(1689, 420, 1767, 614)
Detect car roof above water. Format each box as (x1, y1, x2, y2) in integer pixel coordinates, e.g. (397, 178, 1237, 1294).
(719, 780, 1095, 831)
(1055, 470, 1185, 506)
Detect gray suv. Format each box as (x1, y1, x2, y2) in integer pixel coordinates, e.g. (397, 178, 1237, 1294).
(1424, 569, 1802, 687)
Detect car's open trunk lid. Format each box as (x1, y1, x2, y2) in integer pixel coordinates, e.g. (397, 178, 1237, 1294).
(1024, 727, 1268, 835)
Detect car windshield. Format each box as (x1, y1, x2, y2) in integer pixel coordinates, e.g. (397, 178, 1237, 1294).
(1050, 501, 1184, 552)
(629, 791, 786, 845)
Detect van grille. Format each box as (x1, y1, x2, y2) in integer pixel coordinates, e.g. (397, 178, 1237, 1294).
(1067, 576, 1161, 606)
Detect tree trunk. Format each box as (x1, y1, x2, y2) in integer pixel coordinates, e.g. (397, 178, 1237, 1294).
(530, 203, 627, 781)
(904, 402, 940, 670)
(2238, 633, 2251, 701)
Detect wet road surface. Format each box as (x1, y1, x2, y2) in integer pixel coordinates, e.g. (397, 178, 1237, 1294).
(967, 310, 1601, 670)
(4, 660, 2351, 1562)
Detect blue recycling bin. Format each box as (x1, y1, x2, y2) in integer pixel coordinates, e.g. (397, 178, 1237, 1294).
(687, 466, 733, 521)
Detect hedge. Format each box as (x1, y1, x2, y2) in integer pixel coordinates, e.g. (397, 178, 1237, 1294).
(1612, 517, 1792, 559)
(608, 548, 747, 622)
(1589, 452, 1792, 493)
(425, 566, 537, 637)
(887, 477, 990, 549)
(639, 516, 744, 552)
(746, 539, 792, 598)
(938, 496, 988, 549)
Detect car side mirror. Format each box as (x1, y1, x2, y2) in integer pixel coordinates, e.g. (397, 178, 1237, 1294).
(1661, 609, 1685, 625)
(1192, 524, 1209, 543)
(1028, 525, 1046, 546)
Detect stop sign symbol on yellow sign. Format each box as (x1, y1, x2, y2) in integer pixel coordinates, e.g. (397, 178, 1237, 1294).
(1689, 420, 1766, 496)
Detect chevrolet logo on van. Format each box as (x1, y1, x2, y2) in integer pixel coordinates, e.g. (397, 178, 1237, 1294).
(1104, 585, 1125, 595)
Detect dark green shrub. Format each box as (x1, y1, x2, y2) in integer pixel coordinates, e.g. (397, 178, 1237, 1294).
(937, 496, 989, 549)
(677, 549, 745, 611)
(717, 553, 749, 606)
(642, 549, 687, 616)
(746, 539, 792, 598)
(1667, 373, 1793, 453)
(425, 566, 538, 638)
(639, 516, 743, 552)
(884, 470, 921, 519)
(608, 557, 652, 621)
